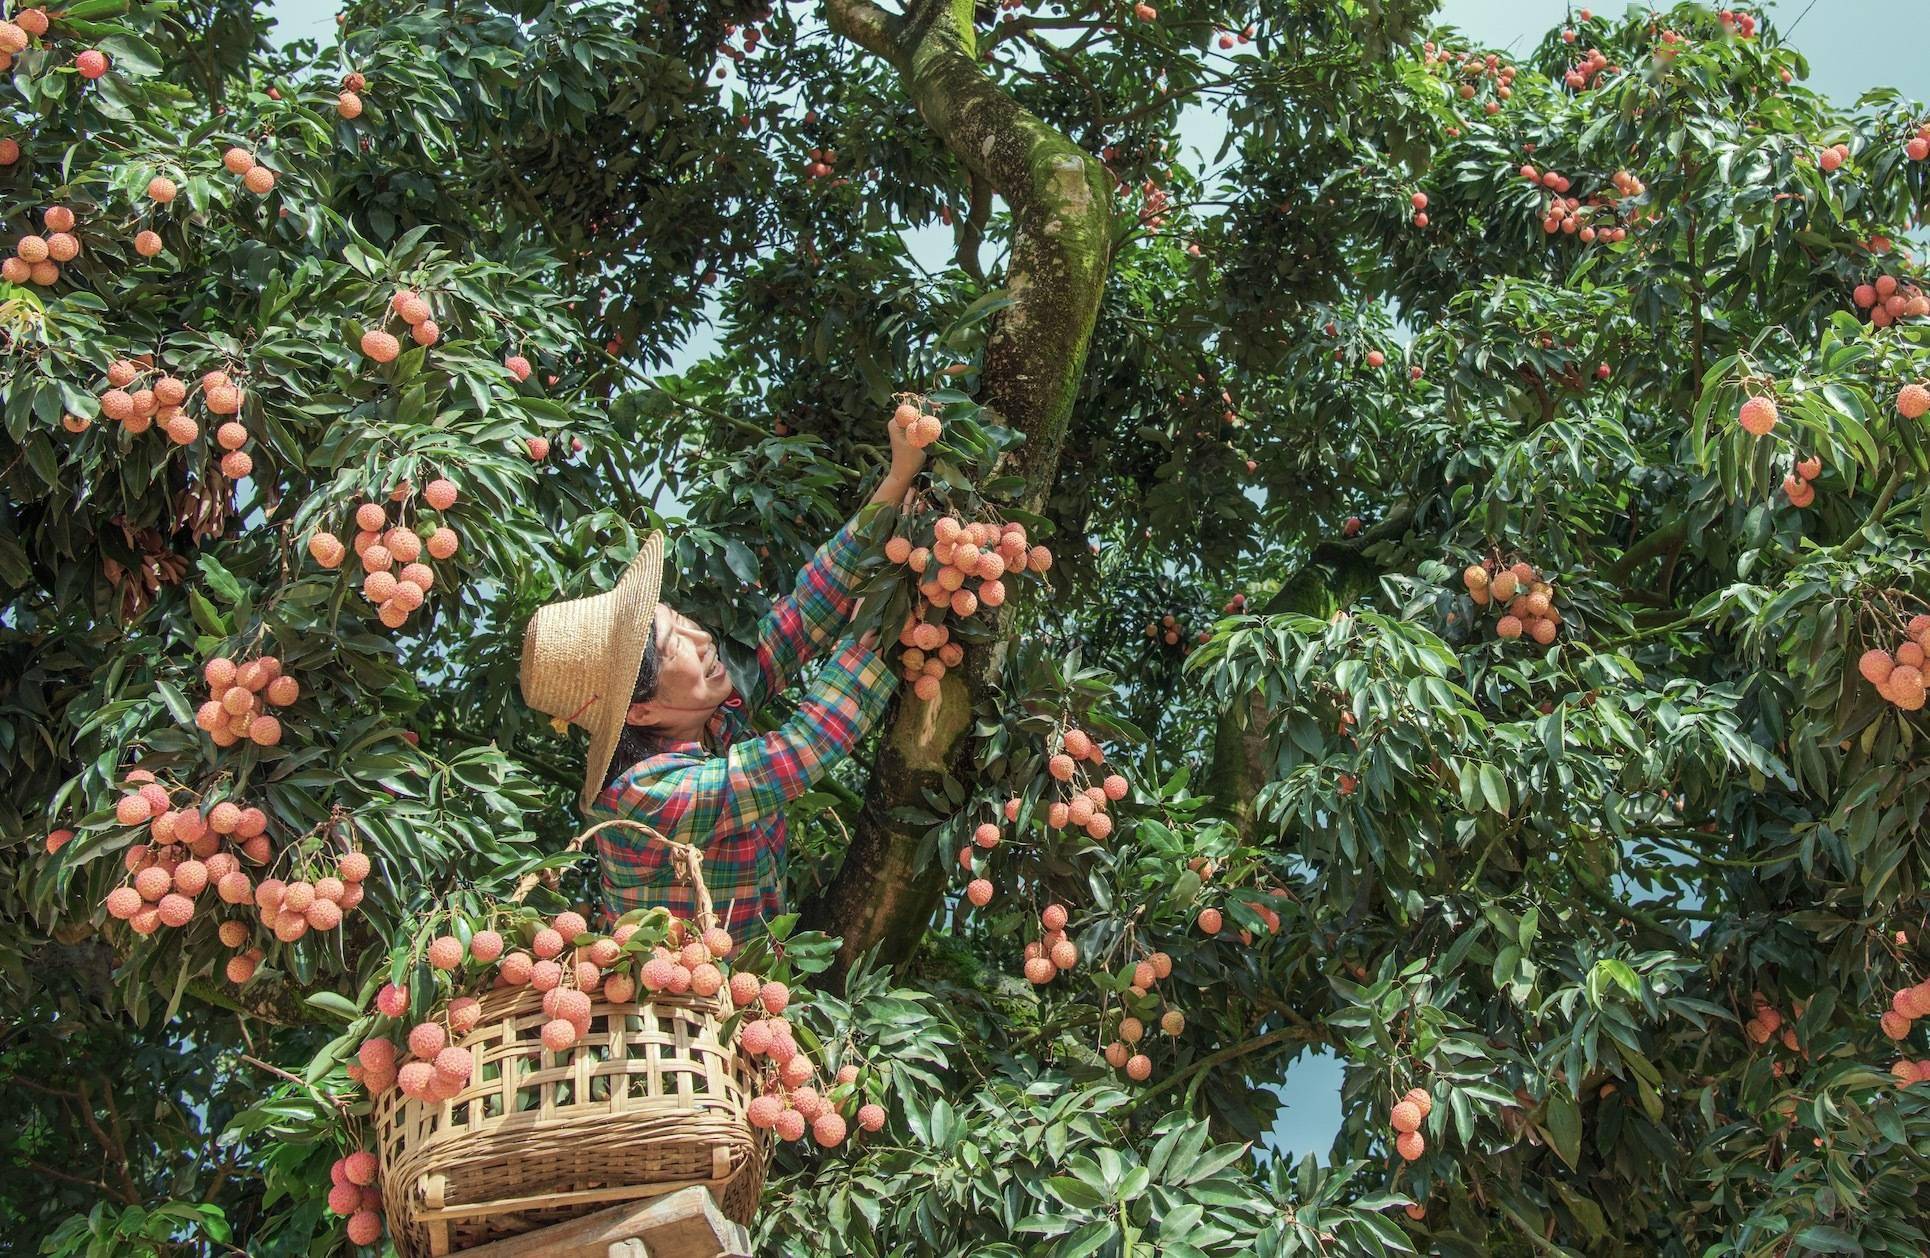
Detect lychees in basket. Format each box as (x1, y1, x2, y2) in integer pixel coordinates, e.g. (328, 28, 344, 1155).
(329, 903, 888, 1250)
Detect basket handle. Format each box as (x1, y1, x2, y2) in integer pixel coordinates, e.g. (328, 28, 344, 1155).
(510, 817, 716, 931)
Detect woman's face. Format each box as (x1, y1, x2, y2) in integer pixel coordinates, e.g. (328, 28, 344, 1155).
(627, 603, 732, 731)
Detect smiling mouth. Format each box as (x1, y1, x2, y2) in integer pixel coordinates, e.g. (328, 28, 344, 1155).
(706, 653, 725, 680)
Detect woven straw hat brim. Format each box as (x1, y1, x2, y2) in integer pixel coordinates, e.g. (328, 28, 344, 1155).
(518, 532, 666, 815)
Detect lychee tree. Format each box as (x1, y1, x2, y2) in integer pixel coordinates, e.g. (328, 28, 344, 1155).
(9, 0, 1930, 1254)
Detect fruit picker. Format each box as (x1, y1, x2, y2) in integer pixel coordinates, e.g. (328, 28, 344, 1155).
(519, 418, 928, 937)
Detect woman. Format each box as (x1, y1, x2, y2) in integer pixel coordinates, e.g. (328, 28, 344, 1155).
(518, 424, 926, 937)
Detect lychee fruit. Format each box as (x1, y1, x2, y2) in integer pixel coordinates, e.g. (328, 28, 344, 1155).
(375, 982, 408, 1017)
(1738, 395, 1778, 436)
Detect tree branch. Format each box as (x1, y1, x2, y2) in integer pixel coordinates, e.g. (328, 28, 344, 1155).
(805, 0, 1114, 983)
(823, 0, 905, 65)
(23, 1158, 133, 1203)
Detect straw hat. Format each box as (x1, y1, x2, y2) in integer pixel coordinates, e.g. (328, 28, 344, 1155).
(519, 531, 666, 814)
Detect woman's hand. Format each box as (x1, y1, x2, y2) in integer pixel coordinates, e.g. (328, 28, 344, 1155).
(886, 412, 928, 481)
(870, 412, 929, 507)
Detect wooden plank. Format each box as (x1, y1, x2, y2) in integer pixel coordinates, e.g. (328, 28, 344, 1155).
(413, 1172, 732, 1222)
(451, 1187, 751, 1258)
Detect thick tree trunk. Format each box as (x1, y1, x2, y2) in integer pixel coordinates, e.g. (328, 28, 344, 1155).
(1205, 692, 1271, 843)
(802, 0, 1112, 981)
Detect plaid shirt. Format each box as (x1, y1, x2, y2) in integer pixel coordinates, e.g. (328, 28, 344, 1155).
(591, 517, 894, 937)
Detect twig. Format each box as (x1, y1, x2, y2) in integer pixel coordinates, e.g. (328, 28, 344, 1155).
(239, 1054, 347, 1112)
(75, 1080, 139, 1203)
(1138, 1025, 1304, 1103)
(23, 1159, 127, 1202)
(1835, 464, 1908, 556)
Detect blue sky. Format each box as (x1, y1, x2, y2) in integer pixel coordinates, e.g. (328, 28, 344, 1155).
(258, 0, 1922, 1162)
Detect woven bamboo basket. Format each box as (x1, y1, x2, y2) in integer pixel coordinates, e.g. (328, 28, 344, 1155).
(375, 820, 768, 1257)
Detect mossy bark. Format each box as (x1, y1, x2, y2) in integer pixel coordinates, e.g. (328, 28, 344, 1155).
(803, 0, 1112, 982)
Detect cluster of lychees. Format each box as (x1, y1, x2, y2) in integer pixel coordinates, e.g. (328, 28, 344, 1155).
(1018, 902, 1080, 985)
(1741, 991, 1815, 1081)
(1035, 726, 1126, 842)
(1559, 41, 1615, 90)
(957, 727, 1124, 913)
(67, 356, 257, 472)
(326, 1149, 387, 1247)
(1906, 121, 1930, 163)
(1781, 454, 1822, 509)
(1855, 615, 1930, 711)
(220, 143, 278, 196)
(357, 286, 445, 363)
(307, 483, 460, 630)
(1144, 612, 1204, 653)
(1715, 9, 1758, 38)
(192, 653, 299, 748)
(1388, 1087, 1433, 1162)
(1520, 164, 1642, 244)
(1883, 977, 1930, 1088)
(336, 70, 367, 119)
(1461, 559, 1563, 644)
(0, 17, 105, 80)
(101, 770, 270, 936)
(711, 8, 769, 77)
(1742, 991, 1803, 1051)
(801, 146, 838, 182)
(1096, 953, 1184, 1084)
(0, 7, 50, 70)
(245, 850, 373, 952)
(1881, 977, 1930, 1040)
(4, 202, 79, 287)
(1129, 176, 1169, 230)
(886, 515, 1052, 703)
(1432, 47, 1515, 117)
(1851, 275, 1928, 328)
(740, 1020, 885, 1148)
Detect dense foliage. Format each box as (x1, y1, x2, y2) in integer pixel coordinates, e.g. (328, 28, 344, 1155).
(6, 0, 1930, 1253)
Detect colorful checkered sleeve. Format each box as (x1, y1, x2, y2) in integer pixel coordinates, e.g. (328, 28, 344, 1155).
(594, 637, 894, 932)
(745, 510, 878, 711)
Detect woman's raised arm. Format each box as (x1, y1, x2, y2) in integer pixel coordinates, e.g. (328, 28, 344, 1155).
(743, 422, 926, 707)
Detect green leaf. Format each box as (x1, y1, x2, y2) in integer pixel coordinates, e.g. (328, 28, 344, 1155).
(304, 991, 360, 1022)
(1045, 1176, 1108, 1211)
(1543, 1092, 1581, 1170)
(153, 680, 195, 728)
(1477, 763, 1509, 815)
(188, 589, 232, 637)
(198, 554, 246, 606)
(1791, 1225, 1862, 1253)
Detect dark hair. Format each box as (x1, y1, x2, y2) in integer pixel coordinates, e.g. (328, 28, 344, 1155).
(602, 632, 663, 790)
